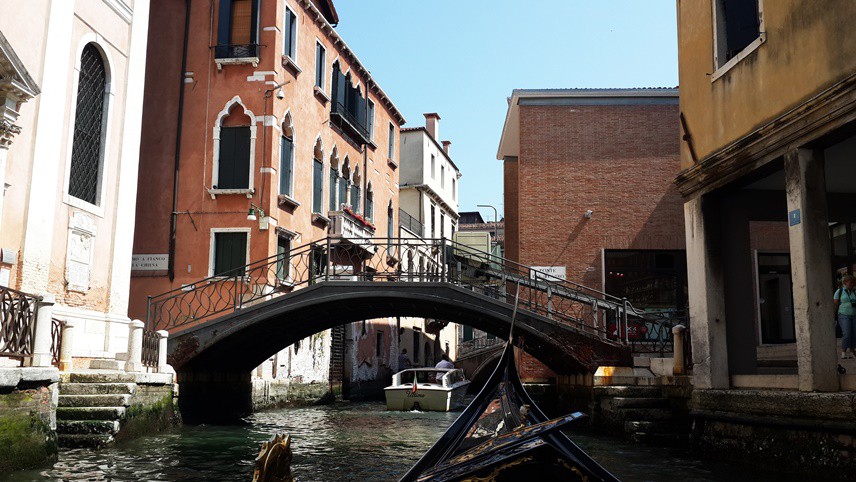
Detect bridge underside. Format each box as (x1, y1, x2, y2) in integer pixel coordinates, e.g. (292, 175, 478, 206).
(168, 282, 631, 423)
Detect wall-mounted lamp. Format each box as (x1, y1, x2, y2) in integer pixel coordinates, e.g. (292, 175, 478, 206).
(584, 210, 594, 219)
(247, 203, 264, 221)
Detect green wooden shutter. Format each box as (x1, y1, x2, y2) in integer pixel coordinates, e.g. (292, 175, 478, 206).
(214, 232, 247, 276)
(218, 127, 250, 189)
(279, 135, 293, 195)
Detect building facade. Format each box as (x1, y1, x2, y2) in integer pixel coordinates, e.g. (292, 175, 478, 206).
(0, 0, 150, 366)
(373, 113, 462, 381)
(130, 0, 404, 401)
(675, 0, 856, 470)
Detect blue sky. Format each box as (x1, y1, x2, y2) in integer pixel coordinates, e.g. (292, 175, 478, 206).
(335, 1, 678, 220)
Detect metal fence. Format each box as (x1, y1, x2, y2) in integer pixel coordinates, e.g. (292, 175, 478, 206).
(457, 335, 505, 359)
(399, 209, 424, 237)
(146, 237, 688, 358)
(50, 318, 63, 367)
(0, 285, 40, 364)
(142, 329, 159, 368)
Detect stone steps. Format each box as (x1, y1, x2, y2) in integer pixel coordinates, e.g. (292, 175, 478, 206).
(57, 406, 126, 421)
(60, 383, 136, 396)
(58, 394, 131, 408)
(57, 374, 137, 448)
(57, 420, 120, 435)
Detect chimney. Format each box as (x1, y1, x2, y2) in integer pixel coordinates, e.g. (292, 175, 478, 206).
(442, 140, 451, 156)
(424, 112, 441, 140)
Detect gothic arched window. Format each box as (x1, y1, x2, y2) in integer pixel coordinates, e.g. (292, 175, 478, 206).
(68, 44, 109, 205)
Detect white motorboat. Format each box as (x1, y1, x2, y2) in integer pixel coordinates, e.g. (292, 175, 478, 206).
(384, 368, 471, 412)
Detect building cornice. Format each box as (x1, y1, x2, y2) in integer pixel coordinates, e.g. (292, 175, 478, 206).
(400, 183, 460, 221)
(102, 0, 133, 24)
(297, 0, 406, 126)
(675, 73, 856, 199)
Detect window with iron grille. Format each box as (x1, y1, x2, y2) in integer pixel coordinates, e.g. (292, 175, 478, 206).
(69, 44, 108, 206)
(215, 0, 260, 59)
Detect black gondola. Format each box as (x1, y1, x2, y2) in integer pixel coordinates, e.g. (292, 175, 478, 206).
(400, 289, 620, 482)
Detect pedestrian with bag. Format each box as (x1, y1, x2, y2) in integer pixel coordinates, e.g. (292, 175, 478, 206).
(833, 274, 856, 359)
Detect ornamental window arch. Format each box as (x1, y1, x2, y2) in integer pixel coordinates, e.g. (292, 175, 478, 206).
(279, 111, 295, 197)
(213, 96, 257, 192)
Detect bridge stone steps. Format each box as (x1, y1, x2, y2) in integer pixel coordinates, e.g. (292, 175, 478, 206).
(58, 394, 131, 408)
(60, 382, 136, 396)
(57, 420, 120, 435)
(57, 374, 135, 448)
(57, 406, 127, 421)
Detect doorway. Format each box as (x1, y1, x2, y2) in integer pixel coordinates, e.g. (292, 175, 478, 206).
(756, 252, 796, 344)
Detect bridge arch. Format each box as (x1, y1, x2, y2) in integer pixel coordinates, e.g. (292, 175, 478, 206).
(168, 282, 630, 423)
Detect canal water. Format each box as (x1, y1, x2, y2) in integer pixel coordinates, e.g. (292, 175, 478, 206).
(5, 402, 792, 482)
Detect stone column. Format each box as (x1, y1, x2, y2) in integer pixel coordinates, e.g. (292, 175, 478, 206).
(156, 330, 174, 374)
(125, 319, 144, 373)
(784, 148, 838, 392)
(30, 293, 55, 367)
(59, 320, 77, 372)
(672, 325, 686, 376)
(684, 195, 729, 389)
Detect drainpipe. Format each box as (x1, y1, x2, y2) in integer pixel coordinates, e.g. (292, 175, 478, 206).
(168, 0, 192, 281)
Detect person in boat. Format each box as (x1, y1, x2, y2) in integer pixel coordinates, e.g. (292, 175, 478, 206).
(398, 349, 412, 369)
(434, 354, 455, 382)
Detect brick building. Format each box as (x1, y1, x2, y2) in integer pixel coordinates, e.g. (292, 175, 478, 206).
(130, 0, 405, 402)
(497, 89, 685, 316)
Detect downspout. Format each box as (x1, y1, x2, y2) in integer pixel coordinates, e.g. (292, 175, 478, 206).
(168, 0, 192, 281)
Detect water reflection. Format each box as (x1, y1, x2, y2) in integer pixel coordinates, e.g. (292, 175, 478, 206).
(3, 402, 790, 482)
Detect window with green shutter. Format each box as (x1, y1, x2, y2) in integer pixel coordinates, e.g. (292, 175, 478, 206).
(217, 126, 251, 189)
(213, 232, 248, 276)
(279, 135, 294, 196)
(312, 158, 324, 213)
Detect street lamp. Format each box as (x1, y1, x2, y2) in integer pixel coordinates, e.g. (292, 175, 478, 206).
(476, 204, 498, 234)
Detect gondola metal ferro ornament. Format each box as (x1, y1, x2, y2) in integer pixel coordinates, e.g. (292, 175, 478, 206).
(399, 284, 620, 482)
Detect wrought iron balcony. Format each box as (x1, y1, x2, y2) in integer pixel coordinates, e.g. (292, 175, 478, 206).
(0, 285, 40, 363)
(329, 209, 376, 250)
(214, 43, 260, 61)
(330, 101, 371, 145)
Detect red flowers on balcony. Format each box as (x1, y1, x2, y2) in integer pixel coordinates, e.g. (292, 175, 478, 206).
(343, 206, 376, 231)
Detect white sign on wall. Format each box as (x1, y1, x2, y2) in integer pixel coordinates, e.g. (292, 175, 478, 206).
(530, 266, 567, 281)
(132, 254, 169, 271)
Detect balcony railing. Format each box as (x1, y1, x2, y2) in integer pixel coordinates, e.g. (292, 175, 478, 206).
(399, 209, 424, 237)
(329, 210, 376, 250)
(331, 101, 371, 145)
(214, 43, 259, 60)
(0, 285, 40, 363)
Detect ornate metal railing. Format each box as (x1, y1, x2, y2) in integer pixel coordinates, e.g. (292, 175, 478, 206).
(146, 237, 688, 357)
(0, 286, 40, 363)
(142, 329, 159, 368)
(330, 101, 371, 144)
(50, 318, 63, 367)
(213, 43, 260, 60)
(457, 335, 504, 359)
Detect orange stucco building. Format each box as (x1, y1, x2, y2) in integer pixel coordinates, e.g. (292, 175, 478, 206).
(129, 0, 404, 321)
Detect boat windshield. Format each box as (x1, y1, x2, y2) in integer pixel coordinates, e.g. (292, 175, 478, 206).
(406, 370, 448, 384)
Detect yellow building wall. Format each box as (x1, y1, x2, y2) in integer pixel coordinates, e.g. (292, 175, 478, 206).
(677, 0, 856, 170)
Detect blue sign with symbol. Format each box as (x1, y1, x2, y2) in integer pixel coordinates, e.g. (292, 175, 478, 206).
(788, 209, 801, 227)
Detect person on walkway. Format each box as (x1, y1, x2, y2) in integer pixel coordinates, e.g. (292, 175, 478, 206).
(834, 274, 856, 359)
(398, 349, 411, 370)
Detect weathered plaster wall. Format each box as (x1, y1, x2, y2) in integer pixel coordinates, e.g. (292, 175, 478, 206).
(677, 0, 856, 169)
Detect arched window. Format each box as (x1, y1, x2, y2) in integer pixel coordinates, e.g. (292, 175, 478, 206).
(312, 138, 324, 213)
(365, 182, 374, 220)
(215, 100, 253, 190)
(68, 44, 109, 206)
(329, 147, 339, 211)
(279, 113, 294, 197)
(351, 165, 361, 212)
(341, 157, 351, 208)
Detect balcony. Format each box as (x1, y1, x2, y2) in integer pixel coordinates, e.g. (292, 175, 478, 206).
(329, 209, 376, 253)
(213, 44, 260, 70)
(399, 209, 424, 237)
(330, 101, 371, 145)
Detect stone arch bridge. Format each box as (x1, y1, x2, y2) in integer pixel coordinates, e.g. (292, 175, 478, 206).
(147, 237, 682, 422)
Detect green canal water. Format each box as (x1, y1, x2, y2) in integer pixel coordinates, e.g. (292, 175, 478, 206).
(4, 402, 791, 482)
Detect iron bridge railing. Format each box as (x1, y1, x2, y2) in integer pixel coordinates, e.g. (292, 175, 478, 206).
(146, 237, 689, 358)
(0, 285, 40, 364)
